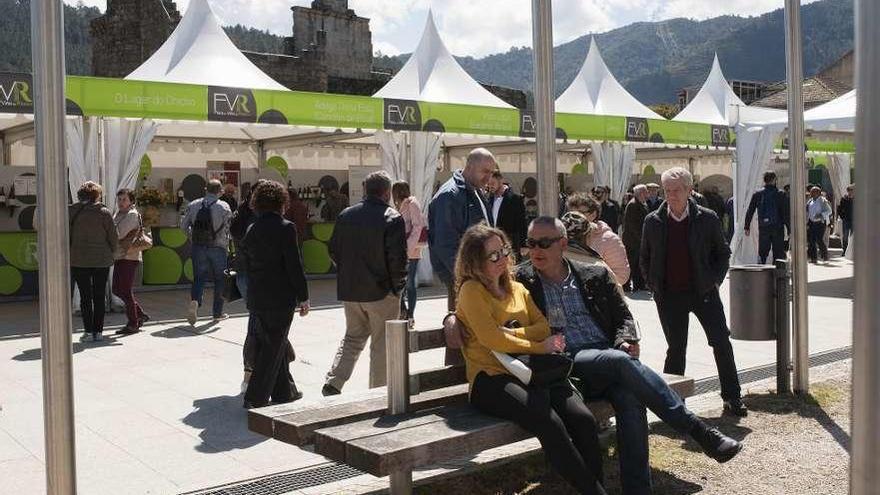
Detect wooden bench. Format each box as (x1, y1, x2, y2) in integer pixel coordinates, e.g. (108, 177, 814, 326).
(250, 323, 695, 493)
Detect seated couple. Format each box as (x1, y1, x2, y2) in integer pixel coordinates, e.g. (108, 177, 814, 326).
(448, 218, 742, 495)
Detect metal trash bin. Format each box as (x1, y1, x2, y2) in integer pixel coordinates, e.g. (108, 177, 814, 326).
(729, 265, 776, 340)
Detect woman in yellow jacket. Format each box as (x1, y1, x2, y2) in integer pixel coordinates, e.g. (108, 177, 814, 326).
(455, 224, 606, 495)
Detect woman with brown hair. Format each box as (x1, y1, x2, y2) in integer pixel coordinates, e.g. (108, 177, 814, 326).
(70, 181, 118, 342)
(112, 188, 149, 335)
(391, 181, 426, 328)
(454, 224, 607, 495)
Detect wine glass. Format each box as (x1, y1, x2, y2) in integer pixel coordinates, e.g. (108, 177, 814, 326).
(547, 305, 567, 336)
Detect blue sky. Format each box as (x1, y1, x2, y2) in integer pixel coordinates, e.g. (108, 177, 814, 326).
(68, 0, 820, 58)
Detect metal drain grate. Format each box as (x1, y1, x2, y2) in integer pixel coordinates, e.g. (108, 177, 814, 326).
(183, 463, 365, 495)
(693, 345, 852, 395)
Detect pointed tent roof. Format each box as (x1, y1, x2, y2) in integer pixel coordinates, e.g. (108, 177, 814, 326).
(555, 38, 661, 119)
(373, 11, 512, 108)
(125, 0, 286, 90)
(674, 54, 784, 126)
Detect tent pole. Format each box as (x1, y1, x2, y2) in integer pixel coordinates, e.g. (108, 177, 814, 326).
(531, 0, 557, 216)
(851, 0, 880, 491)
(784, 0, 809, 394)
(31, 0, 78, 493)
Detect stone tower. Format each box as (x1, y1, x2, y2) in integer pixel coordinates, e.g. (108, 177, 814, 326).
(90, 0, 182, 78)
(291, 0, 373, 80)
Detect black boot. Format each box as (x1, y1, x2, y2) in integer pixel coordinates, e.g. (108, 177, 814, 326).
(691, 422, 743, 463)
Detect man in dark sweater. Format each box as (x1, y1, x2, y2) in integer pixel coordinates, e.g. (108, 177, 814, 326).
(744, 170, 790, 264)
(622, 184, 649, 291)
(837, 184, 854, 254)
(641, 167, 747, 417)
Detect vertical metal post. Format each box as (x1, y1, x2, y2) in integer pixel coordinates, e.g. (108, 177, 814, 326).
(531, 0, 557, 217)
(385, 320, 411, 494)
(851, 0, 880, 492)
(31, 1, 77, 494)
(775, 259, 792, 394)
(783, 0, 809, 394)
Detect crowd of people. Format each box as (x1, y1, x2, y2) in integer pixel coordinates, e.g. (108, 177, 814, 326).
(66, 145, 855, 493)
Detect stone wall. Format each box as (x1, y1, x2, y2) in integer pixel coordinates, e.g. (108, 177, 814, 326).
(291, 5, 372, 80)
(327, 73, 390, 97)
(242, 51, 328, 92)
(483, 84, 529, 109)
(90, 0, 181, 78)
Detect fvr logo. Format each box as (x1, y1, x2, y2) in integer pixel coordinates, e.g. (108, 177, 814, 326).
(208, 86, 257, 123)
(711, 125, 732, 146)
(387, 104, 418, 126)
(0, 74, 35, 113)
(213, 93, 250, 115)
(519, 110, 536, 137)
(383, 99, 421, 131)
(625, 117, 649, 142)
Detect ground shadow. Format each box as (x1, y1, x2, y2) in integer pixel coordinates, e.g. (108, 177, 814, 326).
(807, 276, 853, 299)
(150, 322, 220, 339)
(626, 291, 654, 301)
(12, 335, 123, 361)
(182, 394, 267, 453)
(743, 390, 850, 452)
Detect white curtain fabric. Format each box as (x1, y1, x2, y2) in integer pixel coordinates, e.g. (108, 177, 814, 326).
(730, 123, 783, 265)
(592, 142, 636, 203)
(103, 118, 159, 215)
(376, 130, 407, 182)
(410, 131, 441, 285)
(65, 116, 101, 200)
(827, 154, 852, 200)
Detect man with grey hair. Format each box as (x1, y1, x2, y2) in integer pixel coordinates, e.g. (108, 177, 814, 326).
(641, 167, 747, 416)
(622, 184, 649, 291)
(181, 178, 232, 325)
(323, 170, 407, 395)
(429, 148, 496, 363)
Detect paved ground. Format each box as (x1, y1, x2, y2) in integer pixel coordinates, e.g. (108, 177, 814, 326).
(0, 255, 854, 494)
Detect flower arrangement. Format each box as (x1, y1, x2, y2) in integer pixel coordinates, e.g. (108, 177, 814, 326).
(137, 187, 171, 207)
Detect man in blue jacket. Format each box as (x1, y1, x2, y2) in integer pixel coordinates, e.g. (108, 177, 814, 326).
(744, 170, 790, 264)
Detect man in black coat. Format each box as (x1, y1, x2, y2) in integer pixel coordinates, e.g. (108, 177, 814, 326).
(323, 171, 408, 395)
(487, 170, 527, 261)
(622, 184, 649, 291)
(594, 186, 621, 233)
(837, 184, 854, 254)
(240, 181, 310, 409)
(744, 170, 790, 264)
(641, 167, 747, 417)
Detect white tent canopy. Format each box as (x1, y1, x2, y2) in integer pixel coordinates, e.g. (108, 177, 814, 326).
(675, 54, 784, 126)
(556, 38, 661, 119)
(125, 0, 286, 91)
(373, 10, 512, 108)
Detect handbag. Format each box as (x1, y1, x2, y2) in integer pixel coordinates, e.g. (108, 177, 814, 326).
(491, 319, 572, 386)
(222, 268, 242, 302)
(417, 226, 429, 245)
(129, 216, 153, 252)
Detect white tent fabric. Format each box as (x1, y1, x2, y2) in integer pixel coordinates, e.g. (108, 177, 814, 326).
(373, 11, 512, 108)
(556, 38, 662, 119)
(592, 142, 636, 203)
(410, 131, 441, 284)
(103, 118, 159, 215)
(675, 54, 784, 126)
(802, 90, 856, 132)
(828, 154, 852, 198)
(65, 116, 101, 200)
(376, 130, 407, 181)
(730, 123, 781, 264)
(125, 0, 286, 90)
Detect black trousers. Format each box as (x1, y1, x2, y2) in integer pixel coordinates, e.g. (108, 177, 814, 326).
(244, 308, 298, 406)
(470, 372, 607, 495)
(807, 221, 828, 261)
(655, 289, 742, 402)
(625, 245, 644, 290)
(71, 266, 110, 335)
(758, 226, 786, 264)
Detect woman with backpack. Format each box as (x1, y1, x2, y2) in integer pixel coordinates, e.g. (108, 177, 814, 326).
(70, 182, 118, 342)
(392, 181, 426, 329)
(112, 188, 149, 335)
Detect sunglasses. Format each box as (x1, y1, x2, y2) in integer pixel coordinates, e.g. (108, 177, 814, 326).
(486, 245, 512, 263)
(525, 236, 563, 249)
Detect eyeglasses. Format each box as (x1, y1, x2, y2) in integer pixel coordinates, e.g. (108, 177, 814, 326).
(525, 236, 563, 249)
(486, 245, 512, 263)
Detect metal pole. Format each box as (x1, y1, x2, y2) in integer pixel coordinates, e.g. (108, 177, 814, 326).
(775, 259, 792, 394)
(31, 1, 77, 494)
(385, 320, 411, 494)
(531, 0, 557, 216)
(783, 0, 809, 394)
(851, 0, 880, 491)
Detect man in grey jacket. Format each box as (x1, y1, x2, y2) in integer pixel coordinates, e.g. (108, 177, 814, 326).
(181, 179, 232, 325)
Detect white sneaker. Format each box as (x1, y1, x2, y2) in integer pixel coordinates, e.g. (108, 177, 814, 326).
(212, 313, 229, 323)
(79, 333, 93, 343)
(93, 333, 103, 342)
(187, 300, 198, 326)
(241, 371, 252, 394)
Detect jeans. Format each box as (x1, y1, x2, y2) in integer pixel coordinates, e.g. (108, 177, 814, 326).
(237, 272, 259, 372)
(325, 295, 400, 390)
(573, 348, 700, 495)
(112, 260, 144, 327)
(72, 266, 110, 335)
(190, 245, 227, 317)
(807, 221, 828, 261)
(470, 372, 607, 495)
(399, 259, 419, 319)
(244, 308, 298, 406)
(758, 225, 786, 264)
(655, 288, 742, 403)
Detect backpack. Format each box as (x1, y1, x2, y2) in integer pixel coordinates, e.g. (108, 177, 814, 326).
(191, 200, 219, 245)
(758, 189, 781, 228)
